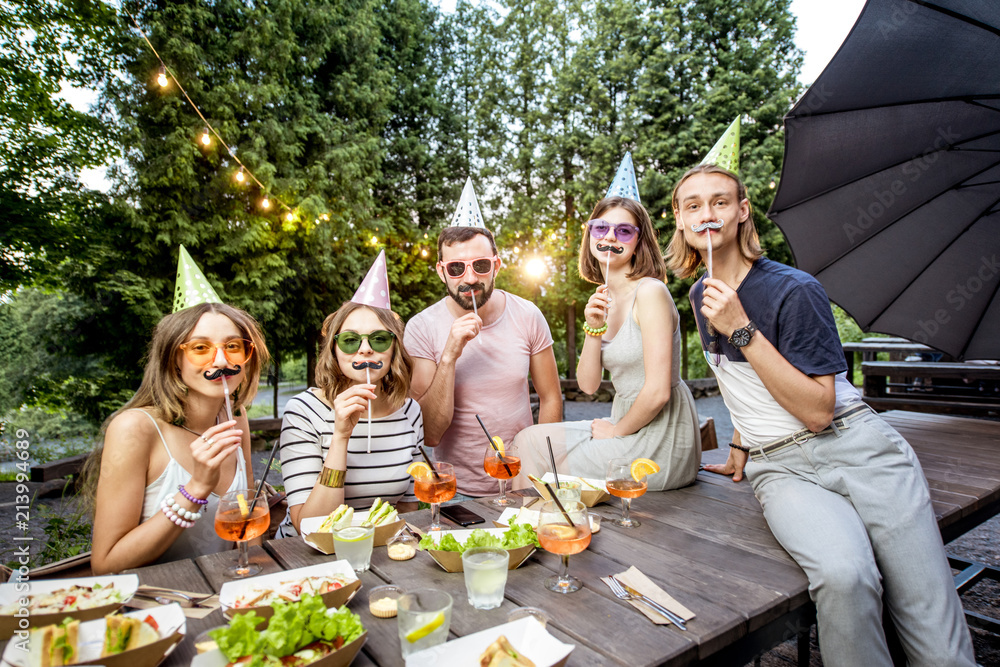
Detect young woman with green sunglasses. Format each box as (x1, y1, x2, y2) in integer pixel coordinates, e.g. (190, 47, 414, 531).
(276, 301, 424, 537)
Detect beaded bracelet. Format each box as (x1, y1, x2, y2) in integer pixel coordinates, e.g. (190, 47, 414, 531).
(168, 497, 203, 522)
(178, 484, 209, 505)
(582, 322, 608, 337)
(729, 442, 750, 453)
(161, 498, 195, 529)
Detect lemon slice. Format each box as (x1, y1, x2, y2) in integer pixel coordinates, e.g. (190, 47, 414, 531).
(491, 436, 505, 456)
(405, 611, 445, 643)
(631, 458, 659, 481)
(335, 526, 371, 542)
(237, 492, 249, 518)
(407, 462, 432, 478)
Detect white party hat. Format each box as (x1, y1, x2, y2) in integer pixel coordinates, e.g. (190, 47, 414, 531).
(351, 249, 391, 310)
(605, 152, 641, 203)
(449, 177, 487, 229)
(173, 245, 223, 313)
(700, 116, 741, 173)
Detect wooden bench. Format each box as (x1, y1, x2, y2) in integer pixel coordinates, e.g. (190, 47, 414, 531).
(842, 339, 937, 383)
(862, 361, 1000, 418)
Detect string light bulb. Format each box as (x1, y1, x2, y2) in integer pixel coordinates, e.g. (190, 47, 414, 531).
(769, 180, 776, 189)
(421, 248, 429, 258)
(370, 235, 379, 245)
(261, 197, 270, 210)
(661, 209, 667, 218)
(286, 211, 294, 222)
(235, 167, 245, 183)
(157, 66, 169, 88)
(200, 128, 211, 146)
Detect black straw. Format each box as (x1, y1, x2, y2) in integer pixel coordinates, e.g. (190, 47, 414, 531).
(239, 439, 279, 539)
(419, 445, 442, 481)
(542, 481, 576, 527)
(546, 436, 560, 488)
(476, 414, 512, 477)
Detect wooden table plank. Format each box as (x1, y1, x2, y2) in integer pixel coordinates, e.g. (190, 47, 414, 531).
(195, 544, 284, 592)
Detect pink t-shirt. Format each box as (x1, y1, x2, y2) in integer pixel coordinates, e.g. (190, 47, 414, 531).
(404, 291, 554, 496)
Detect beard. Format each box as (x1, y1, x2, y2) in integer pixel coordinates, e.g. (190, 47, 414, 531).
(447, 280, 495, 310)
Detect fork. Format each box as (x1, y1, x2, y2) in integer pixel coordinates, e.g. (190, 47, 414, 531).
(606, 577, 687, 630)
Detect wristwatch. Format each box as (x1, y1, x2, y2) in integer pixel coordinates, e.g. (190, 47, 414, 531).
(729, 321, 757, 348)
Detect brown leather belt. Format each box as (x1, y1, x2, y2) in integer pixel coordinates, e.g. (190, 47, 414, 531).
(748, 403, 873, 462)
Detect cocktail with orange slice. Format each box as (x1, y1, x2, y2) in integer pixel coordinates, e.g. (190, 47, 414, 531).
(408, 461, 457, 531)
(605, 457, 659, 528)
(483, 436, 520, 506)
(538, 500, 591, 593)
(215, 489, 270, 578)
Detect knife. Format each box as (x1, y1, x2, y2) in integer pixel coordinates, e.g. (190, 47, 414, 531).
(613, 577, 688, 629)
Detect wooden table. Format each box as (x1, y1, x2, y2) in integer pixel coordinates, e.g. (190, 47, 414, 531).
(12, 411, 999, 666)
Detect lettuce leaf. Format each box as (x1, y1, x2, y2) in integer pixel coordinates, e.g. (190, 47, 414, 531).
(501, 517, 540, 549)
(417, 520, 538, 553)
(210, 594, 364, 661)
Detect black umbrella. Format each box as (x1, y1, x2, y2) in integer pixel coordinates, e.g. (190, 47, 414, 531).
(767, 0, 1000, 361)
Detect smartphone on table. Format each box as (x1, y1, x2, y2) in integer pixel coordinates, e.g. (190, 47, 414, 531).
(440, 505, 485, 527)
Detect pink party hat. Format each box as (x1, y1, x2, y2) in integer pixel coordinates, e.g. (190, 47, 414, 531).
(351, 249, 391, 310)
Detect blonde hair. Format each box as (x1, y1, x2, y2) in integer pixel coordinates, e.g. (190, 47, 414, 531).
(83, 303, 270, 509)
(666, 164, 762, 279)
(314, 302, 412, 411)
(578, 197, 666, 284)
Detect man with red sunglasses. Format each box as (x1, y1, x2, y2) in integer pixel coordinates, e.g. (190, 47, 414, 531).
(405, 222, 563, 499)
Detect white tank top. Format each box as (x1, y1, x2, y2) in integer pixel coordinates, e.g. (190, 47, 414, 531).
(134, 410, 247, 564)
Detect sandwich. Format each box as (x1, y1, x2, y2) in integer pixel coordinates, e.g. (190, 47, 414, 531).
(318, 505, 354, 533)
(29, 618, 79, 667)
(479, 635, 535, 667)
(363, 498, 398, 527)
(100, 613, 160, 656)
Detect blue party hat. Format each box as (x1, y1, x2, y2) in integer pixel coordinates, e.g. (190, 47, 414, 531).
(605, 152, 641, 203)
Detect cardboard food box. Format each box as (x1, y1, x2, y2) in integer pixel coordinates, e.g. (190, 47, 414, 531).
(220, 561, 361, 620)
(192, 630, 368, 667)
(405, 616, 573, 667)
(0, 602, 185, 667)
(530, 473, 610, 507)
(0, 573, 139, 640)
(300, 511, 405, 555)
(420, 528, 535, 573)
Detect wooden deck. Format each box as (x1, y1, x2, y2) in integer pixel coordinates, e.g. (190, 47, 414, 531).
(7, 410, 999, 666)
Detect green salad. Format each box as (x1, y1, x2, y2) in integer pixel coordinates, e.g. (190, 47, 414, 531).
(210, 594, 363, 666)
(417, 517, 539, 553)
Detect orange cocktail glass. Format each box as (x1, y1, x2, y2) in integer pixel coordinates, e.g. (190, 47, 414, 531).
(483, 441, 520, 507)
(538, 500, 591, 593)
(606, 458, 647, 528)
(215, 490, 271, 578)
(414, 462, 457, 531)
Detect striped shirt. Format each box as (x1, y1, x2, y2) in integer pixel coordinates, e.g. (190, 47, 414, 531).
(277, 389, 423, 537)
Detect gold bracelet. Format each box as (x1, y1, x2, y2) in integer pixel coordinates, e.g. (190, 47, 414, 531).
(318, 466, 346, 488)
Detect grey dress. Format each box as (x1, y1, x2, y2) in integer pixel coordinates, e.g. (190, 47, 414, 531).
(512, 279, 701, 491)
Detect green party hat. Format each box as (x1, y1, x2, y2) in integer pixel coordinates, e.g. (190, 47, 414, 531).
(700, 116, 741, 173)
(173, 245, 223, 313)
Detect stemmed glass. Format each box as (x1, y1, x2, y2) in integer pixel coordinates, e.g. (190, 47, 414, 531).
(537, 500, 591, 594)
(214, 489, 271, 578)
(483, 441, 520, 506)
(605, 458, 647, 528)
(413, 462, 457, 532)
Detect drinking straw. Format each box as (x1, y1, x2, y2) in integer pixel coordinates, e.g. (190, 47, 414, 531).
(418, 445, 442, 481)
(476, 414, 512, 476)
(546, 436, 560, 488)
(471, 288, 482, 345)
(542, 481, 576, 527)
(221, 375, 234, 423)
(604, 249, 611, 314)
(239, 439, 279, 539)
(366, 367, 372, 454)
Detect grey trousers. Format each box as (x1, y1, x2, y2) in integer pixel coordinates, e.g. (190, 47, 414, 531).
(744, 412, 976, 667)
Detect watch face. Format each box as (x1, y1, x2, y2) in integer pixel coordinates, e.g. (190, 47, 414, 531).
(732, 328, 752, 347)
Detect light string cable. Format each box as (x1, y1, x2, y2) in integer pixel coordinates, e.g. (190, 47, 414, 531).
(121, 5, 292, 214)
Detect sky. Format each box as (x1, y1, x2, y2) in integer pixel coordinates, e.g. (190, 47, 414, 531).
(73, 0, 868, 190)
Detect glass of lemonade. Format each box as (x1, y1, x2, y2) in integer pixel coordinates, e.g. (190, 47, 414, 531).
(555, 480, 582, 505)
(462, 546, 510, 610)
(333, 524, 375, 573)
(397, 589, 453, 658)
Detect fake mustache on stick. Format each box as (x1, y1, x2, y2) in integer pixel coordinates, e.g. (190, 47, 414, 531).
(352, 361, 384, 452)
(204, 367, 241, 380)
(458, 284, 484, 345)
(352, 361, 384, 370)
(596, 243, 624, 255)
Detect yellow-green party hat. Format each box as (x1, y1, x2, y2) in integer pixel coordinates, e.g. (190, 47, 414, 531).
(173, 245, 223, 313)
(700, 116, 741, 173)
